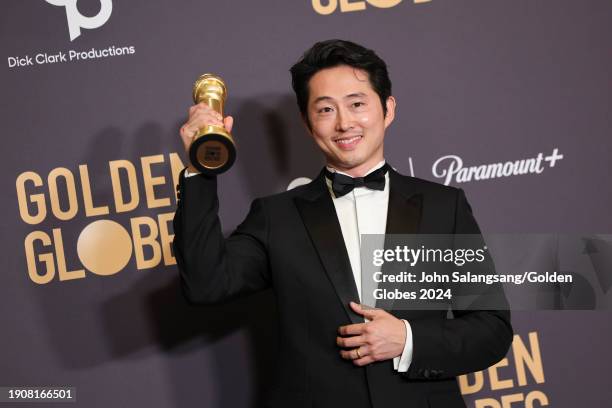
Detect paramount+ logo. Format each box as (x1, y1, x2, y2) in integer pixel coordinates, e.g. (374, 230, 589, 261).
(16, 153, 186, 285)
(312, 0, 431, 15)
(46, 0, 113, 41)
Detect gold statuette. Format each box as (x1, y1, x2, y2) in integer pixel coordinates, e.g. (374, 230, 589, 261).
(189, 73, 236, 174)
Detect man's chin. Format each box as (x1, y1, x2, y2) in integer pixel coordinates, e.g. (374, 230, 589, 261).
(328, 158, 367, 172)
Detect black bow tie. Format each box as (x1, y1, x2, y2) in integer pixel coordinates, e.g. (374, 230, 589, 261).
(324, 164, 389, 198)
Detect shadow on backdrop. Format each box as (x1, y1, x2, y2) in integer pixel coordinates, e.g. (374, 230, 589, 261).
(34, 93, 320, 407)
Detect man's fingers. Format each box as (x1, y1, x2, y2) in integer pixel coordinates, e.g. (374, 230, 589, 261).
(350, 301, 379, 320)
(224, 115, 234, 133)
(186, 104, 229, 133)
(180, 113, 229, 146)
(339, 349, 353, 360)
(339, 346, 370, 360)
(193, 102, 222, 116)
(338, 322, 367, 336)
(180, 123, 197, 139)
(336, 335, 366, 348)
(190, 110, 224, 127)
(181, 114, 223, 141)
(190, 103, 223, 120)
(338, 347, 376, 367)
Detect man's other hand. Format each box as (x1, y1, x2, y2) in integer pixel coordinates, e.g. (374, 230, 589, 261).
(336, 302, 407, 366)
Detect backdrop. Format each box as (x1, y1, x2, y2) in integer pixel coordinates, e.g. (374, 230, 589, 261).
(2, 1, 611, 407)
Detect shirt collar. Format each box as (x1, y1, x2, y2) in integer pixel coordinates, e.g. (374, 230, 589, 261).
(325, 160, 386, 178)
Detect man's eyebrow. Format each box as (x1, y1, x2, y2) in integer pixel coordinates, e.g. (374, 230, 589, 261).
(312, 92, 368, 104)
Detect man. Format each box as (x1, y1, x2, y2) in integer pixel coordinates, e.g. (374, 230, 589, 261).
(173, 39, 513, 408)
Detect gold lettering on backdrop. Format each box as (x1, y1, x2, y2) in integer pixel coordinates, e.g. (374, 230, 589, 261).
(525, 390, 549, 407)
(141, 154, 171, 209)
(514, 332, 545, 386)
(131, 216, 162, 269)
(169, 152, 185, 201)
(501, 393, 523, 407)
(340, 0, 366, 12)
(17, 153, 184, 284)
(48, 167, 79, 221)
(459, 332, 549, 405)
(16, 171, 47, 225)
(79, 165, 110, 217)
(24, 230, 55, 284)
(77, 220, 133, 276)
(475, 398, 498, 408)
(475, 392, 549, 408)
(109, 159, 140, 213)
(458, 370, 483, 394)
(157, 212, 176, 265)
(366, 0, 403, 8)
(488, 358, 514, 391)
(312, 0, 337, 15)
(18, 154, 179, 225)
(53, 228, 86, 281)
(312, 0, 430, 15)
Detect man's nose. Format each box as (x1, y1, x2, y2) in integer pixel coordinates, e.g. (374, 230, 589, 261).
(335, 107, 355, 132)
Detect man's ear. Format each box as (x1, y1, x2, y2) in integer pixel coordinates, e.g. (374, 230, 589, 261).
(383, 96, 396, 129)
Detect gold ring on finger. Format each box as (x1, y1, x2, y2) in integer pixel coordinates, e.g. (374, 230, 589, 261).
(355, 348, 362, 359)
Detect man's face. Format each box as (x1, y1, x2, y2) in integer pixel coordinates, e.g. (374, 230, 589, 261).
(305, 65, 395, 177)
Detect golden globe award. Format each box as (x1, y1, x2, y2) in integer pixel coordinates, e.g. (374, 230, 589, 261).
(189, 74, 236, 175)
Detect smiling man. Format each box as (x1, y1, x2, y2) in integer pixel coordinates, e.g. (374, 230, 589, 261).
(173, 39, 513, 408)
(305, 64, 394, 176)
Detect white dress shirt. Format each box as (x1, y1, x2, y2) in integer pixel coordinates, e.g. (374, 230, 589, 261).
(325, 160, 413, 372)
(185, 161, 413, 371)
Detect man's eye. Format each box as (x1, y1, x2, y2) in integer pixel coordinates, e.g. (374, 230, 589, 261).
(318, 107, 333, 113)
(353, 102, 365, 108)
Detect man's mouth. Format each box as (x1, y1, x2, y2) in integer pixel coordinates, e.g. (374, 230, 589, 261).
(333, 135, 363, 147)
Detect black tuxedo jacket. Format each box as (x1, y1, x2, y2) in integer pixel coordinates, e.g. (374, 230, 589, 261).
(173, 167, 513, 408)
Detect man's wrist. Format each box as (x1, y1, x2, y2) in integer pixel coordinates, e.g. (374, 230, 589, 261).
(394, 319, 413, 372)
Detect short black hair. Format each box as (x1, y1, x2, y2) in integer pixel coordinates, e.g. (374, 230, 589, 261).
(290, 39, 392, 126)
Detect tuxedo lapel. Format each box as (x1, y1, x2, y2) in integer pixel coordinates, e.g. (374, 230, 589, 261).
(294, 171, 363, 324)
(376, 168, 423, 310)
(384, 169, 422, 236)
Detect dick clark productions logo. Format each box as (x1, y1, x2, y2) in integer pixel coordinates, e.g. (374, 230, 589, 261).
(45, 0, 113, 41)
